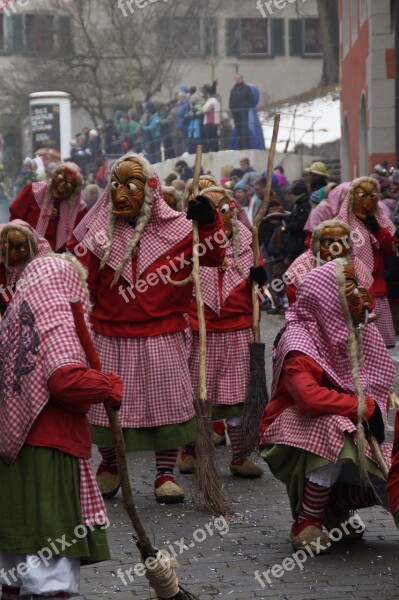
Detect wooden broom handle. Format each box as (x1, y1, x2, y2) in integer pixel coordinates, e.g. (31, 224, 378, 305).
(252, 114, 280, 342)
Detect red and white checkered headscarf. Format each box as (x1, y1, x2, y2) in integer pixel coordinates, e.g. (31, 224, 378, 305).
(272, 259, 395, 414)
(305, 182, 350, 232)
(33, 163, 86, 251)
(337, 177, 396, 269)
(0, 255, 90, 463)
(0, 219, 51, 286)
(74, 153, 192, 286)
(285, 219, 373, 290)
(199, 219, 252, 315)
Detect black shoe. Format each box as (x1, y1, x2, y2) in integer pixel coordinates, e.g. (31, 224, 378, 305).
(267, 306, 282, 315)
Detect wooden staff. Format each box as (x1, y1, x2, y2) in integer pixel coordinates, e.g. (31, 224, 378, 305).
(240, 113, 280, 455)
(167, 145, 230, 516)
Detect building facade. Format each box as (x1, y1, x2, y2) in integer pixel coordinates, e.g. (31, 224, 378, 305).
(0, 0, 324, 111)
(340, 0, 395, 179)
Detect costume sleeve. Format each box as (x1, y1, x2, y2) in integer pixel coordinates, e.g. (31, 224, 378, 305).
(47, 365, 122, 414)
(281, 353, 375, 420)
(9, 182, 35, 222)
(375, 226, 395, 256)
(387, 410, 399, 518)
(197, 212, 226, 267)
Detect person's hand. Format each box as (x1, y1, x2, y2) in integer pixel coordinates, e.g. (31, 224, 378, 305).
(363, 401, 385, 444)
(186, 195, 215, 224)
(250, 266, 267, 286)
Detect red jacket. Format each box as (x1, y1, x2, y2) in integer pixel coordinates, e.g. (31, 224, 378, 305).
(260, 352, 375, 437)
(25, 365, 122, 459)
(68, 217, 226, 338)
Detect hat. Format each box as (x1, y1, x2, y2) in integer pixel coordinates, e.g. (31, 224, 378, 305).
(234, 181, 245, 190)
(289, 180, 308, 197)
(305, 161, 331, 178)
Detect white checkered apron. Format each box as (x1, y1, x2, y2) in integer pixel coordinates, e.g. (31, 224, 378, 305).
(374, 296, 396, 347)
(78, 458, 107, 526)
(261, 405, 392, 468)
(89, 331, 195, 428)
(189, 328, 253, 405)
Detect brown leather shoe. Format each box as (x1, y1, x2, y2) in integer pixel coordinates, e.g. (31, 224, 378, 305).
(154, 477, 185, 504)
(229, 458, 263, 478)
(177, 449, 197, 474)
(290, 524, 331, 554)
(96, 464, 120, 499)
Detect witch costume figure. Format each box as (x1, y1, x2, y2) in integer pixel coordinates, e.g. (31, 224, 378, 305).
(0, 254, 122, 599)
(260, 258, 394, 553)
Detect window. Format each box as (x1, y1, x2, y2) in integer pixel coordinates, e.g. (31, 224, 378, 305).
(164, 17, 217, 57)
(26, 15, 55, 53)
(6, 13, 72, 55)
(226, 18, 285, 57)
(289, 18, 323, 56)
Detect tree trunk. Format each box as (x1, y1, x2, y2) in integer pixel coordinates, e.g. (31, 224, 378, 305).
(317, 0, 339, 86)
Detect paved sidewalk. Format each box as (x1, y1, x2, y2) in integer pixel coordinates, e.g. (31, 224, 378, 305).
(77, 315, 399, 600)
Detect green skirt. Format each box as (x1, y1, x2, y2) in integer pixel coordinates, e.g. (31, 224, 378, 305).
(91, 417, 196, 451)
(261, 434, 386, 519)
(212, 403, 243, 421)
(0, 445, 109, 564)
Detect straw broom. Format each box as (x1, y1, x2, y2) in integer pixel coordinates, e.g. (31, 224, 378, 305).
(167, 145, 230, 516)
(69, 298, 199, 600)
(335, 261, 390, 483)
(240, 113, 280, 456)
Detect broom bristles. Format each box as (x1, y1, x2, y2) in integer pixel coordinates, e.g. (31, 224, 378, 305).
(240, 343, 269, 456)
(194, 397, 231, 516)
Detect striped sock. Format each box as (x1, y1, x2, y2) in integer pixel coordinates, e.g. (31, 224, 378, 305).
(155, 449, 178, 484)
(329, 482, 378, 516)
(98, 446, 117, 467)
(297, 480, 331, 529)
(226, 424, 246, 461)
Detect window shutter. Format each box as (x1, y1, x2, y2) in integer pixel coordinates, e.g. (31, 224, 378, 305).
(10, 14, 24, 53)
(270, 18, 285, 56)
(225, 18, 240, 56)
(289, 18, 302, 56)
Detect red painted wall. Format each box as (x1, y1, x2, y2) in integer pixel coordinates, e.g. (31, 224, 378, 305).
(340, 0, 369, 178)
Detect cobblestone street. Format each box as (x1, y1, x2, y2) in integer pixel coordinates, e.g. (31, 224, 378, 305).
(76, 315, 399, 600)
